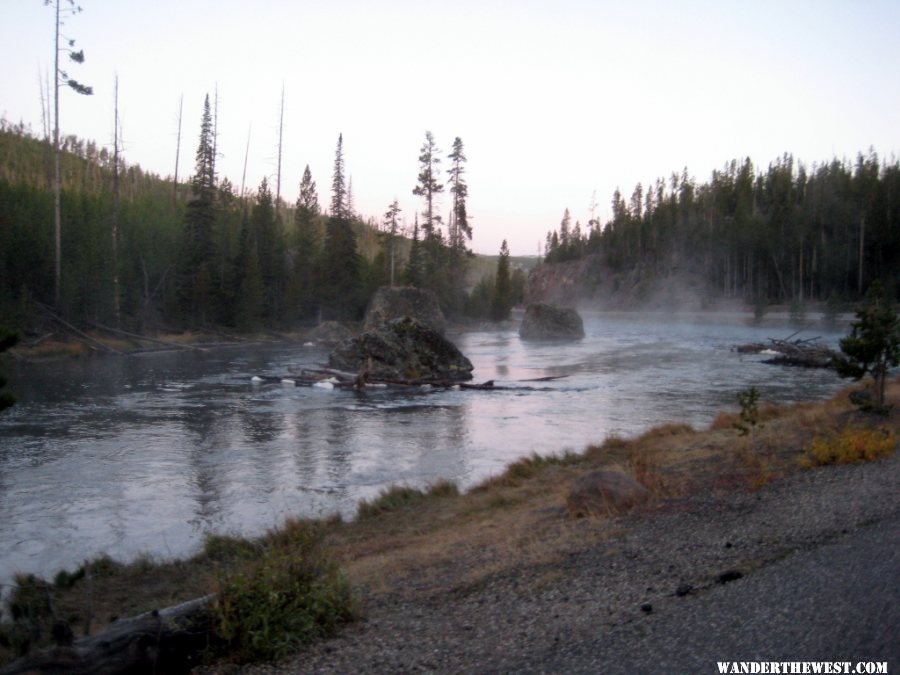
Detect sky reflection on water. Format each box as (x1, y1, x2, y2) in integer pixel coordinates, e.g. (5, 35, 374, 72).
(0, 312, 847, 587)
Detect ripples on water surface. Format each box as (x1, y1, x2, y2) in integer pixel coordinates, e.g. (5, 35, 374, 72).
(0, 312, 847, 586)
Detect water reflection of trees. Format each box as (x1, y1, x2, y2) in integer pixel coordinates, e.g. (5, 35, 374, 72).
(283, 391, 470, 512)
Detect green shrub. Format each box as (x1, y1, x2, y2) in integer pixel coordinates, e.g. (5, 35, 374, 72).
(356, 481, 459, 520)
(209, 521, 357, 664)
(202, 534, 260, 564)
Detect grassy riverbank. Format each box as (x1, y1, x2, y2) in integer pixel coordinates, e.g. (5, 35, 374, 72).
(5, 328, 311, 361)
(1, 379, 897, 669)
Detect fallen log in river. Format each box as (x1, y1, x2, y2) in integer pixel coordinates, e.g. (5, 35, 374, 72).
(249, 367, 570, 391)
(251, 368, 501, 390)
(733, 334, 837, 369)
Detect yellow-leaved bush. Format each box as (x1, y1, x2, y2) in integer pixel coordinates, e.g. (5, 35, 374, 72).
(800, 425, 896, 468)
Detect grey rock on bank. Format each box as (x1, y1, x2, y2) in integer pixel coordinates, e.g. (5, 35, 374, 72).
(567, 470, 650, 516)
(329, 316, 473, 382)
(364, 286, 446, 335)
(519, 303, 585, 340)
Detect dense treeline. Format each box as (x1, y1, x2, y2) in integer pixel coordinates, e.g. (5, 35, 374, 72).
(0, 114, 513, 335)
(543, 152, 900, 303)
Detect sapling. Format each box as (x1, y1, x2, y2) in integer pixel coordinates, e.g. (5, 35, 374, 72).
(834, 281, 900, 411)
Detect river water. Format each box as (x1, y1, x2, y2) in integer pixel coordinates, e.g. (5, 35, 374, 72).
(0, 312, 847, 589)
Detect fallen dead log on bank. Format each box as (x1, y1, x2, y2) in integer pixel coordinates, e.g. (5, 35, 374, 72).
(0, 595, 214, 675)
(35, 303, 123, 356)
(733, 335, 838, 369)
(87, 322, 206, 352)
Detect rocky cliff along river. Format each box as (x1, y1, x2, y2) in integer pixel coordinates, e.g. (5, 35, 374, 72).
(0, 312, 848, 592)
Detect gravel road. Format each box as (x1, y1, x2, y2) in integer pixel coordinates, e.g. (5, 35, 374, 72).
(240, 451, 900, 674)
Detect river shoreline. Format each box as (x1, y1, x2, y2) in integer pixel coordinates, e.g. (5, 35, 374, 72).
(3, 301, 859, 364)
(2, 379, 897, 671)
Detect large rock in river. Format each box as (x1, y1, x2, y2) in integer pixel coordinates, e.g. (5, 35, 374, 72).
(519, 303, 585, 340)
(329, 316, 473, 382)
(364, 286, 446, 335)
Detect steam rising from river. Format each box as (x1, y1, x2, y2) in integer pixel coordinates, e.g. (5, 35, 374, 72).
(0, 311, 847, 590)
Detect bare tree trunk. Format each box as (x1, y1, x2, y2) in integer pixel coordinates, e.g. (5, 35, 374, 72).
(38, 69, 50, 141)
(172, 93, 183, 208)
(52, 0, 62, 308)
(276, 84, 284, 214)
(212, 84, 219, 184)
(240, 125, 251, 209)
(111, 75, 121, 326)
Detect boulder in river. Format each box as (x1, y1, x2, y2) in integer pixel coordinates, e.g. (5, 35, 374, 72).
(329, 316, 473, 382)
(519, 303, 585, 340)
(364, 286, 446, 335)
(566, 470, 650, 516)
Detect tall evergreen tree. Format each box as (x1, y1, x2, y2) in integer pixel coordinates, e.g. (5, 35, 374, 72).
(249, 177, 283, 321)
(179, 94, 218, 324)
(412, 131, 450, 300)
(287, 165, 321, 320)
(382, 199, 402, 287)
(404, 216, 425, 287)
(320, 134, 361, 319)
(491, 239, 512, 321)
(298, 164, 319, 214)
(413, 131, 444, 239)
(447, 137, 470, 250)
(330, 133, 347, 219)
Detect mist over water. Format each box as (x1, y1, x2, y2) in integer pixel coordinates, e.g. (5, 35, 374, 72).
(0, 312, 847, 588)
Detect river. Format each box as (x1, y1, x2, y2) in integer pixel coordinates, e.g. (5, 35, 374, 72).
(0, 311, 847, 590)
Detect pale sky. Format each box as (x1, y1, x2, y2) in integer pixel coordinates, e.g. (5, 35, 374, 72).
(2, 0, 899, 255)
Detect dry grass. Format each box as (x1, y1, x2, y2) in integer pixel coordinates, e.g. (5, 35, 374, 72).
(3, 378, 899, 667)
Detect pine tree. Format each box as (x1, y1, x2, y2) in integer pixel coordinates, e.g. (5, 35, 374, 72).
(834, 281, 900, 409)
(249, 177, 282, 321)
(404, 216, 425, 287)
(447, 137, 470, 249)
(287, 165, 321, 320)
(382, 199, 402, 287)
(413, 131, 444, 239)
(179, 94, 218, 324)
(330, 133, 347, 219)
(491, 240, 512, 321)
(298, 165, 319, 214)
(319, 134, 361, 319)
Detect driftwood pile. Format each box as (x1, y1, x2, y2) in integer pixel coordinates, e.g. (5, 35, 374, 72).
(734, 334, 838, 369)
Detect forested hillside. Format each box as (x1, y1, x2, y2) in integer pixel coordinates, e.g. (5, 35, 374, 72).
(6, 109, 895, 340)
(542, 152, 900, 305)
(0, 117, 500, 335)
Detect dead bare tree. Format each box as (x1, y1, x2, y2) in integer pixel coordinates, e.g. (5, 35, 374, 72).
(47, 0, 93, 308)
(111, 74, 121, 325)
(240, 124, 251, 209)
(276, 84, 285, 214)
(172, 93, 183, 208)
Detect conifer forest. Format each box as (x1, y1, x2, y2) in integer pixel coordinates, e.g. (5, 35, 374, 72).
(0, 110, 898, 338)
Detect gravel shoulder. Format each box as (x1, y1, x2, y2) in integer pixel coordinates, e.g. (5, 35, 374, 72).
(246, 450, 899, 674)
